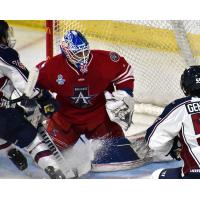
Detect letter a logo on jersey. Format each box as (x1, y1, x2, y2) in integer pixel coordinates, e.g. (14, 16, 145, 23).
(70, 87, 96, 108)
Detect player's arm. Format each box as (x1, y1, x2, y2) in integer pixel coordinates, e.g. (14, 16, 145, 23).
(145, 99, 187, 155)
(112, 56, 134, 96)
(105, 54, 134, 131)
(0, 54, 57, 117)
(36, 60, 52, 90)
(33, 60, 60, 117)
(0, 52, 40, 98)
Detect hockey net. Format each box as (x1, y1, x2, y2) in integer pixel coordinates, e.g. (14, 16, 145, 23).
(47, 20, 200, 117)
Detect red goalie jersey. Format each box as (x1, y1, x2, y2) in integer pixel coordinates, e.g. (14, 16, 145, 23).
(37, 50, 134, 126)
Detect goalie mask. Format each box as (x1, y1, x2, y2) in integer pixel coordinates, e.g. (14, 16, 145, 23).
(180, 65, 200, 96)
(60, 30, 90, 73)
(0, 20, 16, 48)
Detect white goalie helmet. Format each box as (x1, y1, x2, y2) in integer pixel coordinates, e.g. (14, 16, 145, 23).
(60, 30, 90, 73)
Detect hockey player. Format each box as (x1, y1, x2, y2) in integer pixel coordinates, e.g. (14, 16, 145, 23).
(36, 30, 140, 171)
(0, 20, 66, 179)
(146, 65, 200, 179)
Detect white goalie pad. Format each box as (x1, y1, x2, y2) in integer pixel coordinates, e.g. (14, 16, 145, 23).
(105, 90, 134, 131)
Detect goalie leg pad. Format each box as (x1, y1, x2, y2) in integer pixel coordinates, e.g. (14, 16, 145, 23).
(47, 119, 80, 150)
(92, 137, 140, 166)
(85, 118, 124, 139)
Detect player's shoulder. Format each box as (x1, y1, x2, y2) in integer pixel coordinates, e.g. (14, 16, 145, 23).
(164, 96, 192, 113)
(46, 53, 63, 62)
(37, 54, 63, 69)
(149, 96, 192, 126)
(91, 50, 122, 63)
(169, 96, 192, 107)
(47, 54, 64, 64)
(0, 44, 19, 65)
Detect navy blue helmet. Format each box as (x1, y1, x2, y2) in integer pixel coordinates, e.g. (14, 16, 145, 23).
(181, 65, 200, 96)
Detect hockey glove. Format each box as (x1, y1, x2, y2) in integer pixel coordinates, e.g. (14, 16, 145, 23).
(105, 90, 134, 131)
(36, 90, 59, 118)
(166, 136, 181, 161)
(19, 95, 37, 117)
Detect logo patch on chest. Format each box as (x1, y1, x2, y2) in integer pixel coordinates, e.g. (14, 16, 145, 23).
(70, 87, 96, 108)
(56, 74, 66, 85)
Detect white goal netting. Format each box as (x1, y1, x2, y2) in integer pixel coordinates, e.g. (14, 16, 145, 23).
(51, 20, 200, 116)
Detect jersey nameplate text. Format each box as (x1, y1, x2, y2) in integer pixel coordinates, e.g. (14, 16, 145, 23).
(186, 102, 200, 114)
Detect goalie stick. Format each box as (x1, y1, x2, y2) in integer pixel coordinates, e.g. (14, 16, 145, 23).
(8, 67, 40, 104)
(24, 67, 39, 98)
(30, 107, 77, 178)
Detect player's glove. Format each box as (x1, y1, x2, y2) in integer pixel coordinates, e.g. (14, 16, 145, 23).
(18, 95, 37, 117)
(105, 90, 134, 131)
(166, 136, 181, 161)
(36, 90, 59, 118)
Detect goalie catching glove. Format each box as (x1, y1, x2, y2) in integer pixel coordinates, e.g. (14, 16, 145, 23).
(105, 90, 134, 131)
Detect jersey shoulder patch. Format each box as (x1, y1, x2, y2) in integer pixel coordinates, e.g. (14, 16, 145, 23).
(109, 51, 120, 62)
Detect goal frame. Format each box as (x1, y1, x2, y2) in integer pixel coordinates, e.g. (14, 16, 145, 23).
(46, 20, 54, 59)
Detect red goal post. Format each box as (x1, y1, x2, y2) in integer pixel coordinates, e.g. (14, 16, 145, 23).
(46, 20, 54, 59)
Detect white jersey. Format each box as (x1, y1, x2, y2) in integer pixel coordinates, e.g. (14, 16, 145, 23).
(146, 96, 200, 175)
(0, 44, 39, 106)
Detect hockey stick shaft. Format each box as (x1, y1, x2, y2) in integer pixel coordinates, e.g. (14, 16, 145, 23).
(24, 67, 39, 98)
(6, 67, 39, 105)
(35, 114, 76, 178)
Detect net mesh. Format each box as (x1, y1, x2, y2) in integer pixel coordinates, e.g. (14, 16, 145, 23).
(51, 20, 200, 115)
